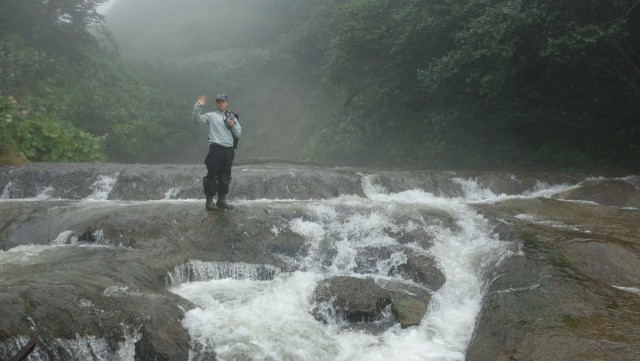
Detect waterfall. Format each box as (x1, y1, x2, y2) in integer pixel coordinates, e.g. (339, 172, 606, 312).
(167, 261, 281, 286)
(169, 175, 517, 361)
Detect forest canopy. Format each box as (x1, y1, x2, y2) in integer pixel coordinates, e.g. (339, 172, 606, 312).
(1, 0, 639, 170)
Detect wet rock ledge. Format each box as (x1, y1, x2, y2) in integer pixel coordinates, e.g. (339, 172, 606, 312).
(468, 196, 640, 361)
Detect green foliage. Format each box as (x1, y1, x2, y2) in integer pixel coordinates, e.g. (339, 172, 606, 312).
(0, 0, 107, 59)
(20, 0, 634, 170)
(306, 0, 640, 170)
(0, 3, 166, 164)
(0, 94, 105, 162)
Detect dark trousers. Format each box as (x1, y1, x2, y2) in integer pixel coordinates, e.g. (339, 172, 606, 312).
(202, 143, 235, 197)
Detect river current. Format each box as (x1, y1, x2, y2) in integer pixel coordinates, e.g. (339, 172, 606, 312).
(0, 166, 593, 360)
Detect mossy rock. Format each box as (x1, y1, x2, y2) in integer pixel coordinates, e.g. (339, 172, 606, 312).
(391, 295, 428, 328)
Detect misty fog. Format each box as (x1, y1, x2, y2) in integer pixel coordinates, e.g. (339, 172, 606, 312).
(2, 0, 640, 169)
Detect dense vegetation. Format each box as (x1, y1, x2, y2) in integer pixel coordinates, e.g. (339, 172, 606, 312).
(2, 0, 639, 170)
(0, 0, 167, 163)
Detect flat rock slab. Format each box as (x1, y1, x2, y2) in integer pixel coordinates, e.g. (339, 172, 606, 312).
(558, 179, 640, 208)
(469, 197, 640, 361)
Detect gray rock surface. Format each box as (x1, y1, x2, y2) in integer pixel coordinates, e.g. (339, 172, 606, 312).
(314, 276, 393, 322)
(312, 276, 438, 328)
(468, 198, 640, 361)
(0, 163, 589, 201)
(391, 295, 428, 329)
(558, 178, 640, 208)
(0, 201, 309, 360)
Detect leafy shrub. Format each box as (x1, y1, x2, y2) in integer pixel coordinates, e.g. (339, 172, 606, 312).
(0, 94, 105, 162)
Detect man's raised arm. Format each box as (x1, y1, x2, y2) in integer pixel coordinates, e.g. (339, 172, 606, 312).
(193, 95, 209, 124)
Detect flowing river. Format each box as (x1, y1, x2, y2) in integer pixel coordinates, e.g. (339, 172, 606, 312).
(1, 164, 639, 361)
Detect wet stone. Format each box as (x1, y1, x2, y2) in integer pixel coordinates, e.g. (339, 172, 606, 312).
(313, 276, 393, 323)
(558, 179, 640, 208)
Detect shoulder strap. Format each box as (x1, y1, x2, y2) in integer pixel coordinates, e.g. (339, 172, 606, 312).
(224, 110, 240, 149)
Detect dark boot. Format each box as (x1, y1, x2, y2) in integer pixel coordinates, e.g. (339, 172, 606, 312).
(205, 195, 216, 211)
(216, 193, 234, 210)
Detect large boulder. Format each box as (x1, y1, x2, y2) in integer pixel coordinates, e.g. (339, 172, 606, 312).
(312, 276, 434, 328)
(394, 252, 446, 291)
(313, 276, 393, 323)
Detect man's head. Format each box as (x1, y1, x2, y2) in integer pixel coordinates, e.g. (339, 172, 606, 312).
(215, 94, 229, 112)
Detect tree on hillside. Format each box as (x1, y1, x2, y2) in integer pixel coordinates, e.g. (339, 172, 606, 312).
(0, 0, 106, 58)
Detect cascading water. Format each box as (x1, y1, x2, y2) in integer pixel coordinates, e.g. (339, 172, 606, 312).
(169, 175, 518, 361)
(4, 164, 630, 360)
(85, 173, 120, 201)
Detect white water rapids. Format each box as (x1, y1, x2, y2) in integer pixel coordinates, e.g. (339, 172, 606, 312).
(167, 176, 561, 361)
(0, 171, 583, 361)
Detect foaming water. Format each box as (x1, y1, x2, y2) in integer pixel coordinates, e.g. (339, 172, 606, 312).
(3, 168, 634, 359)
(613, 286, 640, 295)
(0, 230, 124, 269)
(0, 181, 11, 199)
(170, 174, 527, 361)
(0, 332, 139, 361)
(175, 273, 337, 360)
(0, 184, 59, 202)
(451, 177, 579, 203)
(85, 173, 120, 200)
(163, 187, 182, 200)
(167, 261, 281, 286)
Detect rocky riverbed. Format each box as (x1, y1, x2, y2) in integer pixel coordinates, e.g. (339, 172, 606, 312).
(0, 163, 638, 360)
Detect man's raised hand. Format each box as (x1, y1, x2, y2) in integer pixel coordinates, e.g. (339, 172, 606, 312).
(197, 96, 207, 107)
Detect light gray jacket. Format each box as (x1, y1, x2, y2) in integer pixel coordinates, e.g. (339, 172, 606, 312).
(193, 103, 241, 147)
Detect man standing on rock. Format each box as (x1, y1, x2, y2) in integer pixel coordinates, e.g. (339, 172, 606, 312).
(193, 94, 241, 211)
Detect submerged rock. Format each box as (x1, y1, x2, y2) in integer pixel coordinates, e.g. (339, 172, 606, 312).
(314, 276, 393, 322)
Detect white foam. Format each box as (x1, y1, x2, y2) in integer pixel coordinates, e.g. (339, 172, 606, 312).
(1, 182, 12, 199)
(50, 230, 76, 245)
(453, 177, 500, 201)
(0, 183, 59, 202)
(0, 332, 139, 361)
(35, 185, 55, 200)
(173, 272, 338, 360)
(454, 178, 580, 204)
(0, 244, 58, 266)
(163, 187, 181, 200)
(85, 173, 120, 201)
(172, 174, 517, 360)
(613, 286, 640, 295)
(166, 260, 280, 287)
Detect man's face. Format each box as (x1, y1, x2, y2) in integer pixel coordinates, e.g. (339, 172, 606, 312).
(216, 99, 228, 111)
